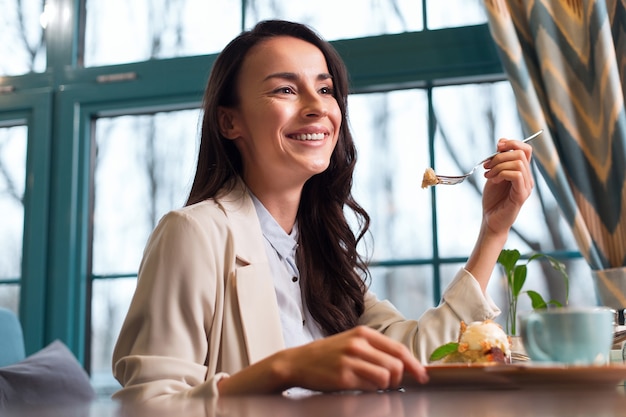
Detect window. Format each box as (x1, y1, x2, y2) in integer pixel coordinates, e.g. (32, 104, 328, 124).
(83, 0, 241, 67)
(0, 0, 591, 398)
(83, 0, 424, 67)
(0, 124, 26, 313)
(244, 0, 423, 39)
(426, 0, 487, 29)
(90, 110, 200, 388)
(0, 0, 46, 76)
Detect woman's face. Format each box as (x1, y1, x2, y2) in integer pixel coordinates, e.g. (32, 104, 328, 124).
(219, 36, 342, 192)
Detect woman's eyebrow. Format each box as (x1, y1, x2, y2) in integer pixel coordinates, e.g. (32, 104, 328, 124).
(262, 72, 333, 82)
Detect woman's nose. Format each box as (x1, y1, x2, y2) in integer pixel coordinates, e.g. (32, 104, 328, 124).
(301, 92, 328, 118)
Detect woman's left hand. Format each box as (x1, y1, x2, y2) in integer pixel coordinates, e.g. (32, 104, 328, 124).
(481, 138, 534, 236)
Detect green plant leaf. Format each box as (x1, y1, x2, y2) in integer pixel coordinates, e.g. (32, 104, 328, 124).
(429, 342, 459, 362)
(497, 249, 520, 273)
(527, 253, 570, 305)
(512, 264, 527, 297)
(526, 291, 564, 310)
(546, 299, 563, 308)
(547, 257, 569, 305)
(498, 248, 570, 336)
(526, 290, 547, 309)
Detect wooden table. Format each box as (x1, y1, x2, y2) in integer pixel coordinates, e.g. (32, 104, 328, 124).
(5, 386, 626, 417)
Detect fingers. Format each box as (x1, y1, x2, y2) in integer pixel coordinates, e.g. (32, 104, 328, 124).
(356, 327, 429, 385)
(495, 137, 533, 160)
(354, 327, 426, 387)
(342, 326, 429, 389)
(303, 326, 428, 392)
(338, 355, 398, 391)
(485, 158, 533, 192)
(483, 138, 534, 197)
(484, 138, 532, 170)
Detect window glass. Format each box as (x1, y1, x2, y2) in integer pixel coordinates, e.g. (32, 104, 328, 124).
(432, 82, 594, 322)
(432, 81, 582, 257)
(350, 90, 431, 261)
(245, 0, 423, 40)
(0, 0, 46, 75)
(350, 90, 432, 321)
(426, 0, 487, 30)
(369, 265, 434, 320)
(0, 125, 27, 312)
(83, 0, 241, 67)
(0, 284, 20, 314)
(90, 277, 135, 394)
(91, 110, 200, 276)
(432, 82, 523, 257)
(90, 109, 200, 393)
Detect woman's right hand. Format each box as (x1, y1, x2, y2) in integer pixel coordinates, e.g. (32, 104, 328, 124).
(282, 325, 429, 392)
(218, 326, 428, 395)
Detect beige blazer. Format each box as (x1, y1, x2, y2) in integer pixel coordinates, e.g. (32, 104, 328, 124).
(112, 182, 499, 403)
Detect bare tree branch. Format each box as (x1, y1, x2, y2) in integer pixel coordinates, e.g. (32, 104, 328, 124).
(0, 135, 24, 204)
(14, 0, 45, 71)
(385, 0, 408, 30)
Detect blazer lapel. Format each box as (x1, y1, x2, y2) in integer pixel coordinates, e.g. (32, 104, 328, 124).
(218, 184, 285, 363)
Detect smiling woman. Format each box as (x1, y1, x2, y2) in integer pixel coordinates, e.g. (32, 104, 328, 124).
(0, 0, 595, 403)
(110, 19, 537, 402)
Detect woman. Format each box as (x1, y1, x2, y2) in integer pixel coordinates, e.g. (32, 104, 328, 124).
(112, 20, 534, 401)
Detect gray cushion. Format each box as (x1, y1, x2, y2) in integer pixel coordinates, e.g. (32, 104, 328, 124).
(0, 340, 95, 407)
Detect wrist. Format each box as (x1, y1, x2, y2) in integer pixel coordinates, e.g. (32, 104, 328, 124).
(217, 350, 295, 395)
(479, 220, 509, 248)
(465, 222, 509, 292)
(268, 349, 296, 392)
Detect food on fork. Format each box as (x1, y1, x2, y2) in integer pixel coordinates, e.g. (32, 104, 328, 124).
(421, 167, 439, 188)
(429, 320, 511, 364)
(421, 130, 544, 188)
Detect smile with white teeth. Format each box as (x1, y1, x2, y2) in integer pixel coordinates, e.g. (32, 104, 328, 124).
(290, 132, 325, 141)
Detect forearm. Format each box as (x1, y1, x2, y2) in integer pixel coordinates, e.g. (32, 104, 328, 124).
(465, 221, 509, 293)
(466, 136, 534, 291)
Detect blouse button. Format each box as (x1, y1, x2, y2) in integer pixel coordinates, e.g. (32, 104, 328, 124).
(292, 276, 298, 282)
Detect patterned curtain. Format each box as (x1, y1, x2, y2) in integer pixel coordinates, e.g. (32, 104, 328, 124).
(484, 0, 626, 308)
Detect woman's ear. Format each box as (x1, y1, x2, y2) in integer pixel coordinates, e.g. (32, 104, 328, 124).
(218, 107, 240, 140)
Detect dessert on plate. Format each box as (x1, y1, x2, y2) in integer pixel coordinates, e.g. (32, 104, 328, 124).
(429, 320, 511, 364)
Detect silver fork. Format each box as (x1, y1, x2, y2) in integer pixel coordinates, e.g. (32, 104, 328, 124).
(435, 129, 543, 185)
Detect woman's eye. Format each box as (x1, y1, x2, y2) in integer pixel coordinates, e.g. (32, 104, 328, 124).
(276, 87, 294, 94)
(320, 86, 334, 95)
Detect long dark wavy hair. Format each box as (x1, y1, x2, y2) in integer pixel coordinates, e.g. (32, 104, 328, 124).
(186, 20, 371, 335)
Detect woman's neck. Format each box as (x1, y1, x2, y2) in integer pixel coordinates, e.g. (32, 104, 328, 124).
(247, 183, 302, 234)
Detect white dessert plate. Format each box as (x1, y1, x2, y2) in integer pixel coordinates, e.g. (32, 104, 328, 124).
(421, 363, 511, 388)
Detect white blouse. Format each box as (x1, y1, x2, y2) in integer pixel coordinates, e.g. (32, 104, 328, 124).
(249, 192, 325, 348)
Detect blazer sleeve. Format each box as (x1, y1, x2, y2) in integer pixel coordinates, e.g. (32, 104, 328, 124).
(359, 268, 500, 363)
(111, 207, 232, 402)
